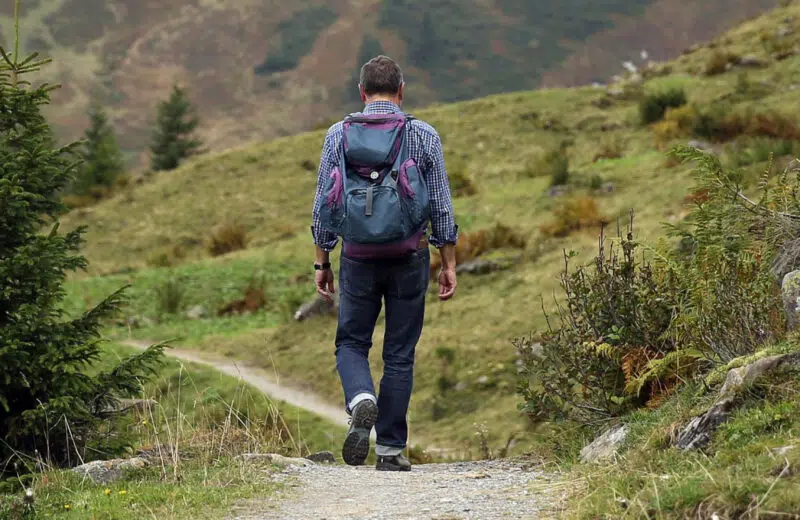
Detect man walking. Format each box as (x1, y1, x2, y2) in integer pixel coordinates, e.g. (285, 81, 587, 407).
(311, 55, 458, 471)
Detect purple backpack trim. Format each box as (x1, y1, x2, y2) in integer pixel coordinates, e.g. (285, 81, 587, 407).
(343, 228, 426, 259)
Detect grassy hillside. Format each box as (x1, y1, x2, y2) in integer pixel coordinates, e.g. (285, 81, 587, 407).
(61, 2, 800, 454)
(0, 0, 777, 161)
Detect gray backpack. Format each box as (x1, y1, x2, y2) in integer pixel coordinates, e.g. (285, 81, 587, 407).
(318, 112, 430, 249)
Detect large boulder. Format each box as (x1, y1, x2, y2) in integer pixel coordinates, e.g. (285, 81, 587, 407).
(580, 424, 628, 464)
(71, 457, 148, 484)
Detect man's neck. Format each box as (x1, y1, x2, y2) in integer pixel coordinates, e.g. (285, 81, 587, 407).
(364, 96, 400, 106)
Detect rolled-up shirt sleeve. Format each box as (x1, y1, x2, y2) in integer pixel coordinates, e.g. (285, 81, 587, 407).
(424, 132, 459, 248)
(311, 128, 339, 251)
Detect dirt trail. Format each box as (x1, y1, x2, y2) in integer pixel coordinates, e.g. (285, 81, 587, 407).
(123, 339, 562, 518)
(121, 339, 352, 430)
(233, 460, 559, 520)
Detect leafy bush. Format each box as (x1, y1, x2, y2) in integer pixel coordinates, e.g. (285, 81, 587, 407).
(0, 25, 164, 470)
(206, 221, 249, 257)
(518, 147, 791, 424)
(448, 169, 478, 197)
(517, 222, 689, 422)
(639, 87, 688, 125)
(539, 196, 609, 238)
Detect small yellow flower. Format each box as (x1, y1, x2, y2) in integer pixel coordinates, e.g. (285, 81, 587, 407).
(104, 488, 111, 496)
(118, 490, 127, 496)
(64, 504, 71, 510)
(142, 419, 148, 426)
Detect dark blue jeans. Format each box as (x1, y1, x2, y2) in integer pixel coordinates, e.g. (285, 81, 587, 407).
(335, 248, 430, 451)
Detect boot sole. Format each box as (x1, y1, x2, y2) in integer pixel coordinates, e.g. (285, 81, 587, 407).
(342, 400, 378, 466)
(376, 462, 412, 472)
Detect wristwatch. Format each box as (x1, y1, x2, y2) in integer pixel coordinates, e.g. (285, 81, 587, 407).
(314, 262, 331, 271)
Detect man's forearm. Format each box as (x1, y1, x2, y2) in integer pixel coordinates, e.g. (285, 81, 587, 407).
(315, 245, 331, 265)
(439, 244, 456, 271)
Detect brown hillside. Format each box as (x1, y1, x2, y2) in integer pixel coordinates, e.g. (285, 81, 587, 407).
(0, 0, 780, 164)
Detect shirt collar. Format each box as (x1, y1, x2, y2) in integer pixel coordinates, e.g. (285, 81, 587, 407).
(363, 101, 402, 115)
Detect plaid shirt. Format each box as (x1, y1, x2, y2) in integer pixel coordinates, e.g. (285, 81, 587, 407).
(311, 101, 458, 251)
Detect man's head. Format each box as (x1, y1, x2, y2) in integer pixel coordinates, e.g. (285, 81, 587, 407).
(359, 55, 404, 105)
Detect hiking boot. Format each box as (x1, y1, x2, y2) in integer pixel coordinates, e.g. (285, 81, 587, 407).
(342, 399, 378, 466)
(376, 453, 412, 472)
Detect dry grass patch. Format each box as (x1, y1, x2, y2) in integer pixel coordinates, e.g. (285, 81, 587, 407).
(207, 221, 249, 257)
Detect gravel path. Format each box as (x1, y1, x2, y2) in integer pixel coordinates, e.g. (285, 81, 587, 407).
(233, 460, 560, 520)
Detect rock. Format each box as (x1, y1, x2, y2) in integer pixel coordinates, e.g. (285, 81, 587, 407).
(580, 424, 628, 464)
(235, 453, 315, 468)
(547, 185, 569, 198)
(124, 315, 157, 329)
(687, 139, 713, 152)
(719, 353, 800, 399)
(599, 182, 615, 194)
(186, 305, 208, 320)
(305, 451, 336, 464)
(607, 86, 625, 98)
(102, 398, 157, 415)
(676, 353, 800, 450)
(71, 457, 148, 484)
(772, 445, 796, 458)
(294, 294, 338, 322)
(456, 259, 505, 276)
(782, 270, 800, 330)
(675, 399, 735, 450)
(734, 55, 768, 69)
(455, 381, 468, 392)
(476, 375, 490, 385)
(777, 25, 794, 38)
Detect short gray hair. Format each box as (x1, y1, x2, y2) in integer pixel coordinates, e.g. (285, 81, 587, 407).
(359, 55, 404, 96)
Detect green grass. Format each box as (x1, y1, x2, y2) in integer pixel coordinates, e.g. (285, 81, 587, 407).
(5, 460, 280, 520)
(1, 341, 345, 518)
(561, 344, 800, 518)
(59, 2, 800, 454)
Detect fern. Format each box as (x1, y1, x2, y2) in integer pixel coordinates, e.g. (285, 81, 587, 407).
(625, 348, 705, 396)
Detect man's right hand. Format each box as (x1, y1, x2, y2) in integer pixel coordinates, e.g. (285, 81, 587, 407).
(316, 268, 336, 303)
(438, 267, 457, 301)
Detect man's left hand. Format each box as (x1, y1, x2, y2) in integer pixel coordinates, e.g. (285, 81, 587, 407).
(316, 267, 336, 303)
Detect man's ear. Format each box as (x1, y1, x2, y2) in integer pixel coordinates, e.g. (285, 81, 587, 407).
(359, 84, 366, 103)
(398, 83, 405, 104)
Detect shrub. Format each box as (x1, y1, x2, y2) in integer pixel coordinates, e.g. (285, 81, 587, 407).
(448, 169, 478, 197)
(639, 87, 688, 125)
(147, 243, 187, 268)
(516, 224, 684, 423)
(206, 221, 249, 257)
(0, 12, 164, 470)
(155, 276, 186, 317)
(523, 148, 570, 185)
(693, 106, 800, 143)
(429, 223, 527, 276)
(729, 137, 795, 167)
(704, 49, 734, 75)
(539, 196, 609, 238)
(592, 136, 624, 162)
(518, 148, 792, 424)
